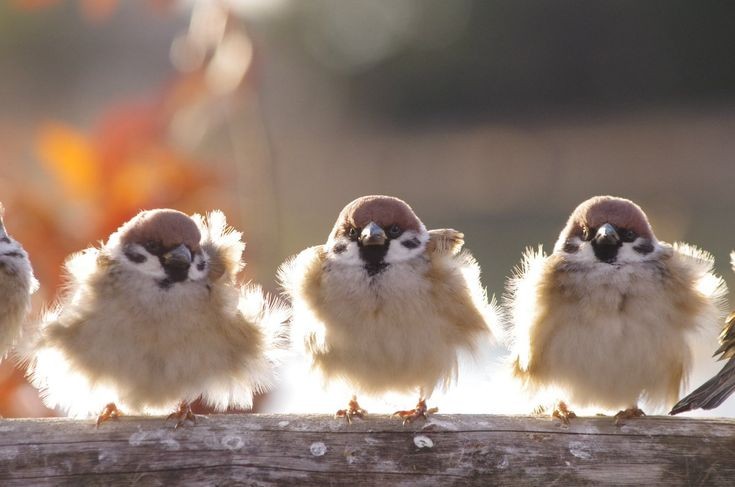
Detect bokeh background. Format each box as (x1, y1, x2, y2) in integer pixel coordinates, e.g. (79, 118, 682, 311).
(1, 0, 735, 418)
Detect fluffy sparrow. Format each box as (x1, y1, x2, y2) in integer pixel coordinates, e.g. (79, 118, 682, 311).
(28, 209, 286, 426)
(0, 204, 38, 359)
(505, 196, 726, 423)
(279, 195, 496, 423)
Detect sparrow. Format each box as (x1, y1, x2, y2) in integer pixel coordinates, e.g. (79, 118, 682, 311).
(27, 209, 287, 426)
(0, 204, 38, 359)
(278, 195, 496, 423)
(505, 195, 727, 423)
(670, 251, 735, 415)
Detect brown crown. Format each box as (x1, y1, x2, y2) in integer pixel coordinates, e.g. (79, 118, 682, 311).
(559, 195, 655, 242)
(329, 195, 423, 240)
(114, 209, 201, 251)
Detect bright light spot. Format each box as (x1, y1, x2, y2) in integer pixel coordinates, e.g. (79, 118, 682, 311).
(205, 31, 253, 95)
(170, 33, 207, 72)
(188, 1, 228, 50)
(225, 0, 291, 19)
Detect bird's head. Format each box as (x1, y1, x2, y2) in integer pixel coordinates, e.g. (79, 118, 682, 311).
(554, 196, 659, 266)
(0, 203, 31, 272)
(106, 209, 210, 289)
(326, 195, 429, 276)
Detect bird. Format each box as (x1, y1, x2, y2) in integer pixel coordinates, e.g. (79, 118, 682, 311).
(27, 209, 287, 427)
(0, 203, 38, 359)
(504, 195, 727, 424)
(278, 195, 496, 423)
(670, 251, 735, 415)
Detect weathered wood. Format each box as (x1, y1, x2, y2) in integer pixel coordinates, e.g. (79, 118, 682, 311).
(0, 414, 733, 486)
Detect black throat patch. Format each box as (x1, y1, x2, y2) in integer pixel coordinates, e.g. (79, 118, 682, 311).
(591, 240, 622, 264)
(359, 242, 389, 276)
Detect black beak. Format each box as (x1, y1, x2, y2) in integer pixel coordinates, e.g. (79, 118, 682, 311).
(594, 223, 620, 247)
(162, 244, 192, 271)
(360, 222, 386, 246)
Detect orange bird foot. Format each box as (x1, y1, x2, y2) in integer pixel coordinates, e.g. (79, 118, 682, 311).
(96, 402, 121, 428)
(552, 401, 577, 425)
(614, 407, 646, 426)
(335, 396, 367, 424)
(392, 399, 438, 425)
(167, 402, 197, 429)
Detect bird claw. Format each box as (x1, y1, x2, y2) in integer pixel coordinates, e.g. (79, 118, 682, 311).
(167, 402, 197, 429)
(552, 401, 577, 425)
(335, 396, 367, 424)
(96, 403, 121, 428)
(614, 407, 646, 426)
(392, 399, 438, 425)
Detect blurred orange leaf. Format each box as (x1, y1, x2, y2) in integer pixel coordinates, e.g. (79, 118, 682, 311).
(12, 0, 173, 16)
(10, 0, 60, 10)
(79, 0, 119, 23)
(94, 100, 165, 170)
(36, 122, 99, 200)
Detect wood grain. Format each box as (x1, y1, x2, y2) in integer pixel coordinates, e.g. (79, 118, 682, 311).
(0, 414, 733, 486)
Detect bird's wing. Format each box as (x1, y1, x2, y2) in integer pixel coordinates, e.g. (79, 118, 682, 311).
(666, 243, 730, 415)
(685, 308, 735, 412)
(427, 246, 498, 351)
(669, 242, 728, 330)
(192, 210, 245, 282)
(197, 284, 289, 411)
(426, 228, 464, 256)
(714, 312, 735, 360)
(277, 245, 330, 354)
(502, 245, 551, 378)
(670, 354, 735, 414)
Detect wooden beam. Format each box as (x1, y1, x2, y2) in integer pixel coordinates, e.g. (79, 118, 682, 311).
(1, 414, 733, 485)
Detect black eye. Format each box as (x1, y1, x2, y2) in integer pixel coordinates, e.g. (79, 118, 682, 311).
(620, 228, 637, 242)
(582, 227, 595, 241)
(124, 248, 147, 264)
(387, 224, 402, 238)
(144, 241, 163, 254)
(347, 227, 359, 240)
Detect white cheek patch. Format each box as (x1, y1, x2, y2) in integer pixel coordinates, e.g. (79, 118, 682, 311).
(0, 238, 32, 277)
(557, 237, 598, 265)
(559, 237, 663, 266)
(109, 243, 167, 279)
(326, 239, 362, 266)
(617, 238, 662, 264)
(188, 250, 210, 281)
(0, 238, 23, 256)
(384, 229, 429, 264)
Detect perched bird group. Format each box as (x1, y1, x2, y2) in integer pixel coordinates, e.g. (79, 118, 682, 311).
(0, 194, 733, 427)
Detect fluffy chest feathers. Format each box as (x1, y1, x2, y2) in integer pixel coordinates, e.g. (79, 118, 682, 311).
(527, 254, 697, 408)
(323, 257, 431, 316)
(552, 258, 670, 315)
(310, 257, 460, 394)
(47, 264, 240, 399)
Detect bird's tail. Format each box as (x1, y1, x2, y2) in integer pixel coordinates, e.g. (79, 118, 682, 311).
(670, 358, 735, 415)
